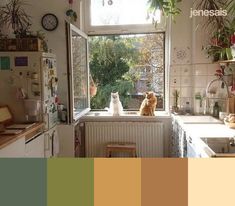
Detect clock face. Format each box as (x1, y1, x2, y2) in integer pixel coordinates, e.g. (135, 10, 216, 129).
(41, 13, 59, 31)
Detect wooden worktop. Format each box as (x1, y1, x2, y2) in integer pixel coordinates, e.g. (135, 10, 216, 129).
(0, 123, 44, 150)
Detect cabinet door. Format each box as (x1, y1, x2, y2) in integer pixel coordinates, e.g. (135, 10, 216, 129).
(25, 134, 45, 158)
(57, 124, 75, 157)
(0, 138, 25, 157)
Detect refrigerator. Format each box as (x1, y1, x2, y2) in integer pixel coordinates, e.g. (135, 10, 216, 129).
(0, 51, 59, 157)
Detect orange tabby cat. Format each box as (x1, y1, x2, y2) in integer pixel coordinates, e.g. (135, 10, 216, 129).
(139, 91, 157, 116)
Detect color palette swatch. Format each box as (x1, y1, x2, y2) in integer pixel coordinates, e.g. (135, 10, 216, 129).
(0, 158, 235, 206)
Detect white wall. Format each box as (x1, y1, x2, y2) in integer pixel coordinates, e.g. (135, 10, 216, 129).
(0, 0, 81, 107)
(169, 0, 219, 113)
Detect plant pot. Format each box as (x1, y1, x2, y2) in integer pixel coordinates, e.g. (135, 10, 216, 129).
(231, 45, 235, 60)
(90, 85, 97, 97)
(225, 48, 233, 60)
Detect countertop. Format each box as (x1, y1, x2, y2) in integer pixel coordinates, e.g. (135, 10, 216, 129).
(0, 123, 44, 149)
(183, 124, 235, 138)
(172, 114, 235, 138)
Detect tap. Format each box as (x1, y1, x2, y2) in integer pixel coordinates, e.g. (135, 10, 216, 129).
(204, 77, 230, 114)
(229, 138, 235, 147)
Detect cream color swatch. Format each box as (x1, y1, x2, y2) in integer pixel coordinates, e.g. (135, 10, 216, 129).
(188, 159, 235, 206)
(94, 158, 141, 206)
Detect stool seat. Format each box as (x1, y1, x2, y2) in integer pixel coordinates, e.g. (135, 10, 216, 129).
(106, 143, 137, 157)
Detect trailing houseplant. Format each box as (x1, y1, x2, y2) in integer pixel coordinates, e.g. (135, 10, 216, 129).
(147, 0, 182, 25)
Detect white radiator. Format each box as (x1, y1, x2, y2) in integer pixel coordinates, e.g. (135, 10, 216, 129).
(85, 121, 164, 157)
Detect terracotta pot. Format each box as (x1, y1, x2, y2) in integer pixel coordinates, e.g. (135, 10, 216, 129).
(90, 85, 97, 97)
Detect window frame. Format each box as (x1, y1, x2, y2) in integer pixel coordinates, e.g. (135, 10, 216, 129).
(83, 0, 166, 35)
(83, 0, 171, 114)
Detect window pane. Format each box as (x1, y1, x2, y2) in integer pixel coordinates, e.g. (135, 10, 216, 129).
(72, 32, 89, 112)
(89, 33, 165, 110)
(90, 0, 158, 26)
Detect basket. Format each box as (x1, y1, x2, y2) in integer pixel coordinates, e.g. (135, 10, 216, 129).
(224, 120, 235, 129)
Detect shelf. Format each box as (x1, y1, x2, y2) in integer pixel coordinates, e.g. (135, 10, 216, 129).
(217, 59, 235, 64)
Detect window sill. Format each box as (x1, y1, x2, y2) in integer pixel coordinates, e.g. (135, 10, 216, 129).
(80, 111, 171, 122)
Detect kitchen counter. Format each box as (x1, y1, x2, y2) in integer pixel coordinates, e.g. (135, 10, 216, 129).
(0, 123, 44, 150)
(182, 123, 235, 139)
(172, 115, 235, 157)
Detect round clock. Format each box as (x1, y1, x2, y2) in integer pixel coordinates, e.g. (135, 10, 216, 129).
(41, 13, 59, 31)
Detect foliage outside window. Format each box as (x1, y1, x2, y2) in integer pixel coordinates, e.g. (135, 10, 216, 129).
(89, 33, 165, 110)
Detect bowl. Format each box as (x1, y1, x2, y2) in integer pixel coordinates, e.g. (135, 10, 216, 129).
(224, 120, 235, 129)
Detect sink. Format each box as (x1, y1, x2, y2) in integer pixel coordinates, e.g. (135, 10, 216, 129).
(201, 137, 235, 157)
(178, 115, 222, 124)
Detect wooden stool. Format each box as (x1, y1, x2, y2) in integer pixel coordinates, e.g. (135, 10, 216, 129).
(106, 143, 137, 157)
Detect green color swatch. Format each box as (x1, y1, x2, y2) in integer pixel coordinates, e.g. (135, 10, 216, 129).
(0, 158, 47, 206)
(0, 56, 10, 70)
(47, 158, 94, 206)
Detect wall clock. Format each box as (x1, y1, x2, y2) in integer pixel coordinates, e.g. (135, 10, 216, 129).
(41, 13, 59, 31)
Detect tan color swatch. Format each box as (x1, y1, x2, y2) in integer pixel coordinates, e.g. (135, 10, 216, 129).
(94, 158, 141, 206)
(141, 158, 188, 206)
(188, 158, 235, 206)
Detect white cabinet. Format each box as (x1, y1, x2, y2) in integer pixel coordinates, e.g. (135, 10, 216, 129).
(25, 134, 45, 158)
(57, 124, 75, 157)
(57, 123, 84, 157)
(0, 138, 25, 157)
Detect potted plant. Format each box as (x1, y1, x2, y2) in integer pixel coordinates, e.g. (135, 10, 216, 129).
(147, 0, 182, 25)
(194, 0, 235, 61)
(0, 0, 32, 38)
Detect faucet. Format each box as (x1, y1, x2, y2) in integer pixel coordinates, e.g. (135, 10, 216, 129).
(204, 77, 230, 114)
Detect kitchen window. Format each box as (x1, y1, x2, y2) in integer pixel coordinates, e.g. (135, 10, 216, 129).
(83, 0, 169, 112)
(89, 33, 165, 110)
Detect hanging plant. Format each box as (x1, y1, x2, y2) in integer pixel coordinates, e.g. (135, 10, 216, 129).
(66, 0, 78, 22)
(0, 0, 32, 38)
(148, 0, 182, 26)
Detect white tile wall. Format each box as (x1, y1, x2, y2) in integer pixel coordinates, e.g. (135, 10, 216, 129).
(194, 76, 208, 87)
(193, 64, 207, 75)
(181, 87, 192, 97)
(207, 64, 218, 75)
(180, 65, 191, 76)
(170, 76, 181, 87)
(181, 76, 192, 86)
(169, 63, 221, 112)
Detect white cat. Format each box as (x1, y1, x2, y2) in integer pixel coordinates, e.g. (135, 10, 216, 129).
(107, 92, 123, 116)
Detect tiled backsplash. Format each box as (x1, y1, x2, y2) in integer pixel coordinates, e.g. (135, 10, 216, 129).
(170, 63, 219, 113)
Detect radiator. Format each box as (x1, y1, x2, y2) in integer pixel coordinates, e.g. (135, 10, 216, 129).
(85, 121, 164, 157)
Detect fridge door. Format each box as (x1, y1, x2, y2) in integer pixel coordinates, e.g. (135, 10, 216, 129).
(44, 126, 59, 158)
(66, 22, 90, 124)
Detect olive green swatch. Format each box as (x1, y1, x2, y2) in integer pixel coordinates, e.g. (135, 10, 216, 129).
(47, 158, 94, 206)
(0, 158, 47, 206)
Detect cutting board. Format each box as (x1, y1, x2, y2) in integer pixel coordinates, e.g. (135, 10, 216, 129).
(228, 96, 235, 113)
(0, 106, 13, 126)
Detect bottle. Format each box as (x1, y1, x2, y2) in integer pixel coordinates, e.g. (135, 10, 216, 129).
(185, 101, 191, 114)
(213, 102, 220, 118)
(194, 93, 201, 114)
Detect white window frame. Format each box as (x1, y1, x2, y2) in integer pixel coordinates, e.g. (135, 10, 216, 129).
(82, 0, 171, 115)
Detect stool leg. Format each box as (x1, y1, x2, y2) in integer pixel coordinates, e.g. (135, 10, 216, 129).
(106, 149, 111, 158)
